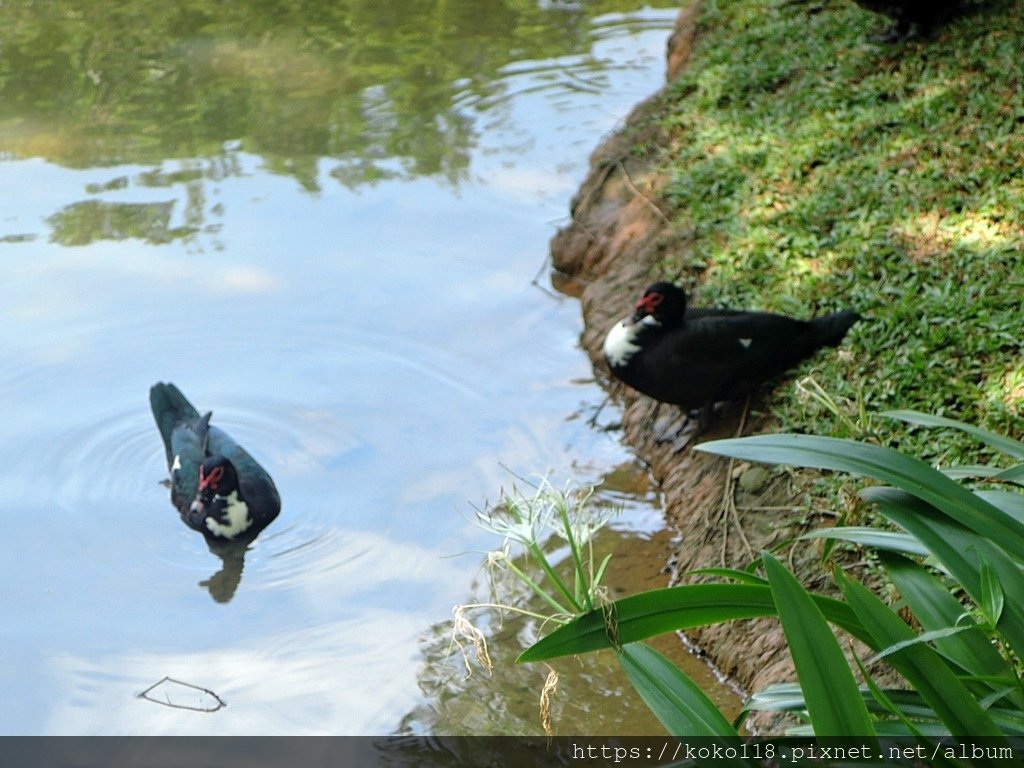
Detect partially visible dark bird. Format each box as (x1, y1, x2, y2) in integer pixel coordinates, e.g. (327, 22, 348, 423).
(849, 0, 964, 40)
(150, 382, 281, 543)
(603, 282, 860, 428)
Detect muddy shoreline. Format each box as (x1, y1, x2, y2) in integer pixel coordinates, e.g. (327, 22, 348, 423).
(550, 2, 814, 712)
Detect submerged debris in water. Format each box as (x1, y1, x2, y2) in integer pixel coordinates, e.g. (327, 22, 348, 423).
(137, 676, 226, 712)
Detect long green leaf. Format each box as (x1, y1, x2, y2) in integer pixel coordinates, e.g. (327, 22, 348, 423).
(697, 434, 1024, 562)
(882, 410, 1024, 460)
(869, 627, 979, 662)
(801, 526, 930, 557)
(941, 463, 1024, 484)
(863, 487, 1024, 661)
(940, 464, 1006, 480)
(980, 560, 1006, 627)
(993, 463, 1024, 484)
(517, 583, 871, 663)
(745, 682, 806, 712)
(747, 683, 1024, 737)
(881, 553, 1017, 694)
(617, 643, 742, 742)
(838, 573, 1005, 738)
(763, 553, 875, 736)
(976, 489, 1024, 524)
(853, 654, 933, 744)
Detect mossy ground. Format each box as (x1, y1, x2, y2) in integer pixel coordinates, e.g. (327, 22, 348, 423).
(626, 0, 1023, 467)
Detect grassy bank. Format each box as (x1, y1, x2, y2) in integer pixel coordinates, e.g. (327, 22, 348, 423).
(629, 0, 1023, 463)
(505, 2, 1024, 734)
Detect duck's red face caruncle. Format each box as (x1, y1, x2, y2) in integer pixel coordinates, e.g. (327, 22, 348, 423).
(629, 282, 687, 326)
(199, 463, 225, 493)
(190, 456, 239, 515)
(632, 289, 664, 322)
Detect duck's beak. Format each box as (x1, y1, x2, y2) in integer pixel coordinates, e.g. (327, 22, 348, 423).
(631, 300, 652, 324)
(632, 304, 656, 324)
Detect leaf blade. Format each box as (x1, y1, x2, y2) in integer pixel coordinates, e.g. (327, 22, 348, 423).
(881, 553, 1016, 690)
(697, 434, 1024, 562)
(863, 487, 1024, 661)
(839, 572, 1005, 738)
(763, 553, 875, 736)
(518, 583, 870, 663)
(617, 643, 741, 741)
(883, 409, 1024, 460)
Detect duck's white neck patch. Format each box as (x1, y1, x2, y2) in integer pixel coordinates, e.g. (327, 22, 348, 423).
(604, 315, 658, 367)
(204, 491, 252, 539)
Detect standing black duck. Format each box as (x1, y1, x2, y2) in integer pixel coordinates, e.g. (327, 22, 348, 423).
(849, 0, 964, 40)
(603, 282, 860, 428)
(150, 382, 281, 543)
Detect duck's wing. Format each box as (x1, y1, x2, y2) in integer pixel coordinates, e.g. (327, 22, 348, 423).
(168, 411, 211, 505)
(676, 311, 811, 367)
(149, 382, 201, 466)
(206, 425, 282, 527)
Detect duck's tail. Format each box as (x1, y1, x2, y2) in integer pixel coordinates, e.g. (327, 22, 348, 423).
(811, 310, 861, 347)
(149, 382, 200, 462)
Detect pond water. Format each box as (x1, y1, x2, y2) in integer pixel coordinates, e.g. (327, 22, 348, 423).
(0, 2, 734, 735)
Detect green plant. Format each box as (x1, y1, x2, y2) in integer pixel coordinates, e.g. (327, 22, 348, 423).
(456, 477, 745, 740)
(516, 411, 1024, 743)
(469, 477, 617, 620)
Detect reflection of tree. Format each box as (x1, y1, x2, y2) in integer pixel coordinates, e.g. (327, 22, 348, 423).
(0, 0, 665, 189)
(47, 200, 190, 246)
(46, 157, 233, 246)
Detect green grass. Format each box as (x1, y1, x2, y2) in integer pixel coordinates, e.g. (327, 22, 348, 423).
(629, 0, 1024, 463)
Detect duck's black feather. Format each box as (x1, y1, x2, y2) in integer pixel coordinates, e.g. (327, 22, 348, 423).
(850, 0, 964, 38)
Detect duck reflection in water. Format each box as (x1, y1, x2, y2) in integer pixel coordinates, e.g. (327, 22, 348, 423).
(200, 540, 247, 603)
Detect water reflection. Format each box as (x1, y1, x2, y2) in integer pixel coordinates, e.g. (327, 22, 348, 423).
(49, 200, 187, 246)
(1, 1, 667, 188)
(201, 542, 246, 604)
(0, 0, 686, 736)
(46, 616, 429, 734)
(1, 4, 680, 249)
